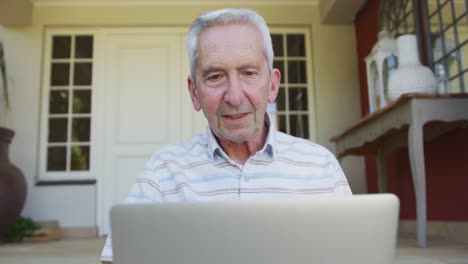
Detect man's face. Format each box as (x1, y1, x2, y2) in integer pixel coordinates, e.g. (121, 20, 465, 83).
(188, 23, 280, 144)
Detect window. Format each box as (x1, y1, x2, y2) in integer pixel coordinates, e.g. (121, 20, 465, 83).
(270, 29, 314, 139)
(423, 0, 467, 93)
(379, 0, 467, 94)
(39, 31, 94, 181)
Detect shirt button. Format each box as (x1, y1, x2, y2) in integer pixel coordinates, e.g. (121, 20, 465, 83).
(244, 176, 249, 183)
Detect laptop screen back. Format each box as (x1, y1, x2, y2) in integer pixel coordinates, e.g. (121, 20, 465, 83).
(111, 194, 399, 264)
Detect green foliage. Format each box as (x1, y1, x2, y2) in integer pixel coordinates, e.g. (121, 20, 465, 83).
(4, 217, 42, 242)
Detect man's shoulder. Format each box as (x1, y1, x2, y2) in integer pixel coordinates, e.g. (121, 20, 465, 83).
(146, 133, 209, 165)
(274, 131, 334, 158)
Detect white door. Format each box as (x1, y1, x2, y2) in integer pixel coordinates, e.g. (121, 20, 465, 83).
(96, 29, 206, 234)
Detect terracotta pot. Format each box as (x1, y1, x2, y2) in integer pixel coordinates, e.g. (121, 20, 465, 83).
(0, 127, 27, 240)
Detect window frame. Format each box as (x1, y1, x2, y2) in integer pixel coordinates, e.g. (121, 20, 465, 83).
(38, 28, 97, 182)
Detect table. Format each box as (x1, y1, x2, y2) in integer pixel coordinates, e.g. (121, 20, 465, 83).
(330, 94, 468, 248)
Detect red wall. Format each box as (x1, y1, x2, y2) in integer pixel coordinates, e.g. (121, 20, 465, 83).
(354, 0, 468, 221)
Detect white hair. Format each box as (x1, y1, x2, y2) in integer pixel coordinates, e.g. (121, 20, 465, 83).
(185, 8, 274, 79)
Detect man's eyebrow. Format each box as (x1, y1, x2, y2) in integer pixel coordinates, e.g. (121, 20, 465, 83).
(238, 64, 260, 71)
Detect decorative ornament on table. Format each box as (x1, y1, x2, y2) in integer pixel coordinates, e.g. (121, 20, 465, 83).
(388, 34, 437, 101)
(365, 30, 398, 113)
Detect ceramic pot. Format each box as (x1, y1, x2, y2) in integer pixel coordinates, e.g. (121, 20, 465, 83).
(388, 34, 436, 101)
(0, 127, 27, 240)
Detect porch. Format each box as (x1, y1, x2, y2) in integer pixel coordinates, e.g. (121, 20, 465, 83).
(0, 235, 467, 264)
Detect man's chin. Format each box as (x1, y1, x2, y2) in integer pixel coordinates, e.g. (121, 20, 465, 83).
(218, 130, 255, 144)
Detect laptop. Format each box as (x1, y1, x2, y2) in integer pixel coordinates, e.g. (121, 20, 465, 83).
(110, 194, 399, 264)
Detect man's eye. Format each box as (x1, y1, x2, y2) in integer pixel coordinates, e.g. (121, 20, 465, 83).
(207, 74, 222, 81)
(244, 71, 257, 77)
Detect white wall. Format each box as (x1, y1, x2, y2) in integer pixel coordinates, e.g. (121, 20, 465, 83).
(0, 3, 366, 230)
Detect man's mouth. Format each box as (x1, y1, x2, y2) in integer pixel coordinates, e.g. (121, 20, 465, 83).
(224, 113, 248, 119)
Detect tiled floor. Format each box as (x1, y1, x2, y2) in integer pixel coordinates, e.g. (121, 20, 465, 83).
(396, 235, 468, 264)
(0, 237, 467, 263)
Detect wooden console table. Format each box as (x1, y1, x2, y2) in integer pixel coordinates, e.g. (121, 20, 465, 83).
(330, 94, 468, 248)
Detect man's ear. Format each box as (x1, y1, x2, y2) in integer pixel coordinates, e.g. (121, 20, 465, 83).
(268, 68, 281, 103)
(188, 75, 202, 111)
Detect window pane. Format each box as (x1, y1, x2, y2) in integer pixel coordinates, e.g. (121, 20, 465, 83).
(454, 1, 465, 20)
(51, 63, 70, 86)
(274, 60, 285, 84)
(287, 34, 305, 56)
(461, 42, 467, 72)
(289, 87, 308, 111)
(73, 63, 92, 85)
(276, 87, 286, 111)
(47, 146, 67, 171)
(71, 145, 90, 171)
(271, 34, 284, 57)
(49, 90, 69, 114)
(75, 35, 93, 59)
(290, 115, 309, 138)
(52, 36, 71, 59)
(440, 1, 452, 26)
(278, 114, 287, 133)
(288, 61, 307, 83)
(72, 118, 91, 142)
(73, 90, 92, 113)
(48, 118, 68, 142)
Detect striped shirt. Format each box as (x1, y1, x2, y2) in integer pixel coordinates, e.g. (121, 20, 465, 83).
(100, 122, 352, 262)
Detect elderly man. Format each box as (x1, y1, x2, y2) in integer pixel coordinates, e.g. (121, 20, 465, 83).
(101, 8, 351, 263)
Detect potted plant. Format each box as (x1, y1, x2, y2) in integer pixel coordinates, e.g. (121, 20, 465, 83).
(0, 41, 27, 241)
(3, 217, 41, 242)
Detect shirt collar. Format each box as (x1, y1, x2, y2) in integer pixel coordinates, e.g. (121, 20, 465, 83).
(206, 112, 277, 161)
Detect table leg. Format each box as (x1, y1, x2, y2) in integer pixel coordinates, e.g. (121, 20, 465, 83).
(408, 122, 427, 248)
(377, 149, 387, 193)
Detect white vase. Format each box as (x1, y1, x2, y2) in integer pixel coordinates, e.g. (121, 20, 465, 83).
(388, 34, 437, 101)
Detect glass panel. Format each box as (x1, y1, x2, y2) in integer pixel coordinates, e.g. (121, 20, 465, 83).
(73, 63, 92, 85)
(47, 146, 67, 171)
(432, 33, 443, 63)
(454, 1, 465, 20)
(290, 115, 309, 138)
(71, 145, 90, 171)
(49, 90, 69, 114)
(276, 87, 286, 111)
(75, 35, 93, 59)
(429, 13, 441, 37)
(73, 90, 92, 113)
(450, 77, 461, 93)
(72, 118, 91, 142)
(445, 25, 456, 55)
(51, 63, 70, 86)
(273, 60, 285, 84)
(271, 34, 284, 57)
(427, 0, 438, 16)
(52, 36, 71, 59)
(48, 118, 68, 142)
(461, 42, 467, 71)
(278, 114, 287, 133)
(440, 1, 452, 26)
(287, 34, 305, 56)
(464, 73, 468, 93)
(289, 87, 308, 111)
(405, 13, 415, 34)
(288, 61, 307, 83)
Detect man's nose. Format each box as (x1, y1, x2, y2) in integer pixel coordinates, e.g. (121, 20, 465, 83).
(224, 76, 244, 106)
